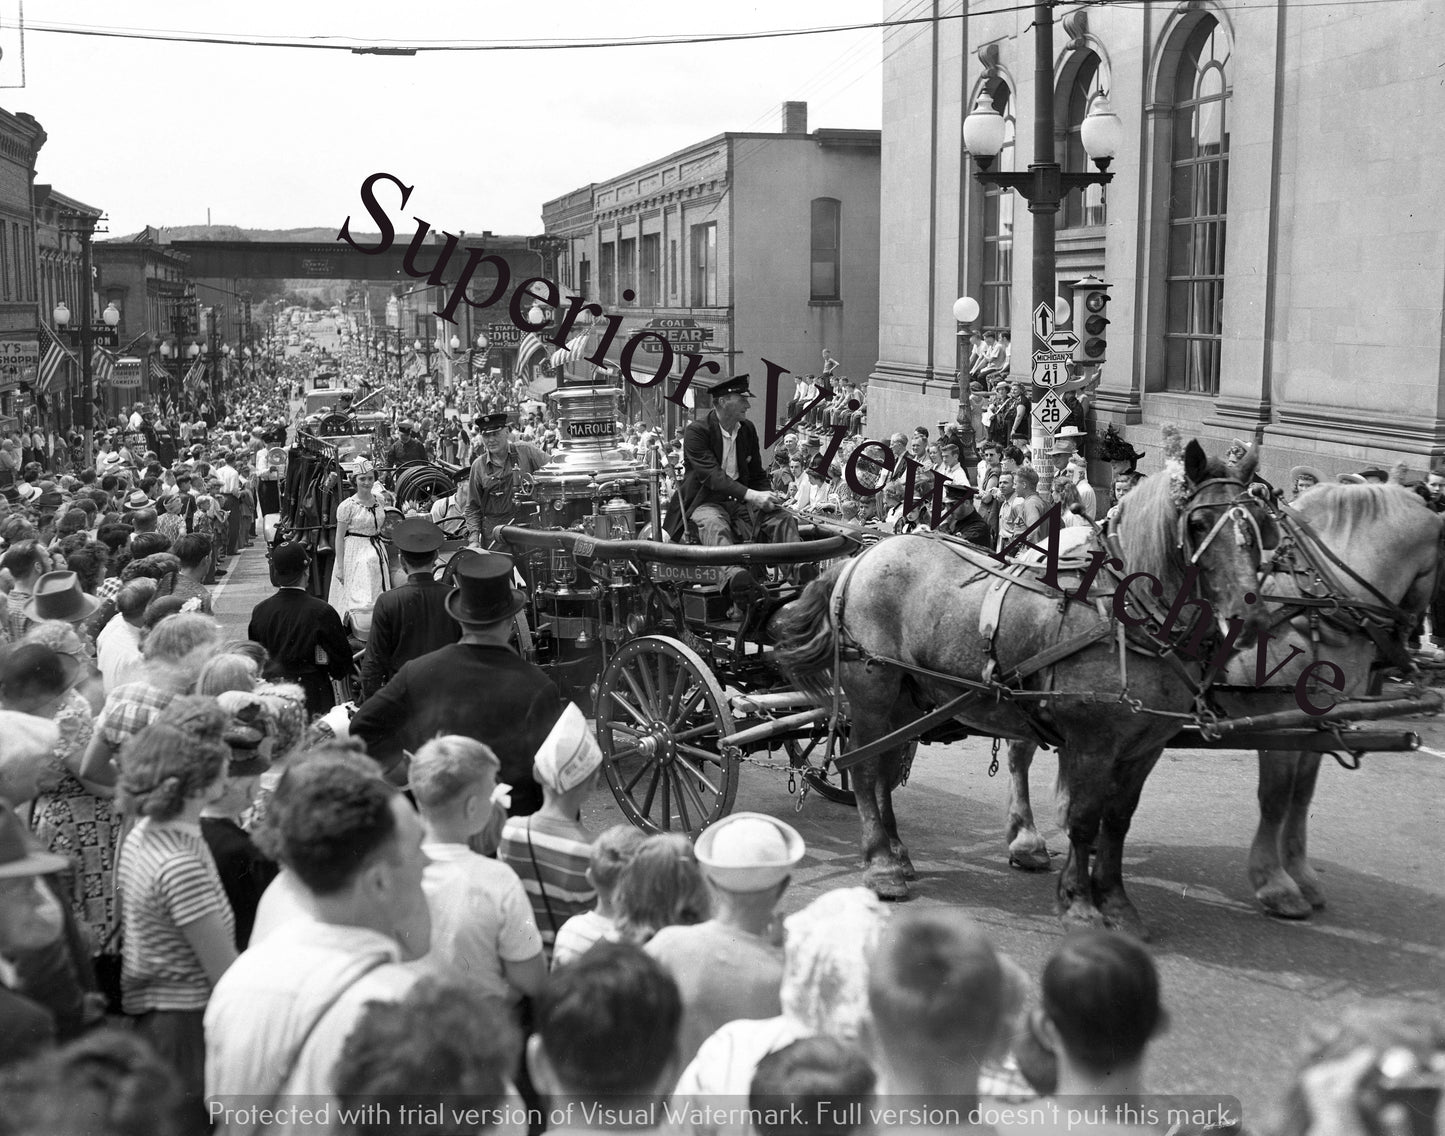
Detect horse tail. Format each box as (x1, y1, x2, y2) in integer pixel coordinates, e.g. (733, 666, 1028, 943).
(775, 562, 846, 703)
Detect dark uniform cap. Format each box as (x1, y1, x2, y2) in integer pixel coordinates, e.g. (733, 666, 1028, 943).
(477, 412, 511, 433)
(391, 517, 446, 555)
(708, 375, 754, 400)
(270, 541, 310, 577)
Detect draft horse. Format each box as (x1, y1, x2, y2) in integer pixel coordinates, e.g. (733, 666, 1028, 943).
(778, 439, 1272, 937)
(1002, 481, 1442, 921)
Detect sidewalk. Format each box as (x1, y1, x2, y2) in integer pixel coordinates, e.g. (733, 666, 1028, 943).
(210, 540, 276, 641)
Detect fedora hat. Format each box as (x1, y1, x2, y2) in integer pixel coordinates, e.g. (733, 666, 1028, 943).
(694, 811, 805, 893)
(445, 553, 525, 625)
(1289, 465, 1324, 486)
(0, 804, 68, 879)
(124, 489, 151, 510)
(1054, 425, 1087, 439)
(23, 572, 101, 624)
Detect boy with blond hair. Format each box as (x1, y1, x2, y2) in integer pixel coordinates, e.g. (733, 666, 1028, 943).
(410, 735, 545, 1005)
(551, 824, 647, 968)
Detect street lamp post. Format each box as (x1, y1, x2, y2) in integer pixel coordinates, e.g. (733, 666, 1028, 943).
(962, 0, 1121, 503)
(413, 336, 435, 393)
(53, 298, 120, 467)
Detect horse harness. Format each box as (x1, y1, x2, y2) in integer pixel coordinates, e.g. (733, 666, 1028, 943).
(824, 477, 1260, 769)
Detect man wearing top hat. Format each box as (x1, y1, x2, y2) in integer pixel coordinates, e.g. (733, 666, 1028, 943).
(358, 517, 461, 701)
(247, 542, 355, 716)
(464, 412, 552, 549)
(350, 553, 564, 816)
(663, 374, 801, 616)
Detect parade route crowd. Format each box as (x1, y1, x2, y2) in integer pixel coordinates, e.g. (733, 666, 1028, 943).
(0, 350, 1438, 1136)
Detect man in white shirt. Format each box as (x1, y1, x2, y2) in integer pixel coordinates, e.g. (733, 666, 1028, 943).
(205, 758, 430, 1135)
(936, 440, 972, 487)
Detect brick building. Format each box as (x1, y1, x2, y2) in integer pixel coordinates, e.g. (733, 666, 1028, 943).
(95, 227, 195, 411)
(869, 1, 1445, 479)
(542, 103, 880, 436)
(0, 109, 44, 420)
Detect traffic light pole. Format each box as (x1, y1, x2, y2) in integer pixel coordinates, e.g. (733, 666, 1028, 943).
(966, 2, 1112, 503)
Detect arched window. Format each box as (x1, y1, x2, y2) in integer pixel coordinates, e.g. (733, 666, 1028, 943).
(810, 197, 841, 301)
(980, 81, 1014, 331)
(1062, 53, 1107, 230)
(1164, 17, 1230, 394)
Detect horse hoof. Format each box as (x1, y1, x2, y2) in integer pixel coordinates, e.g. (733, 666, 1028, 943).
(1008, 837, 1051, 872)
(1058, 902, 1106, 931)
(867, 869, 911, 902)
(1288, 871, 1327, 910)
(1101, 900, 1151, 942)
(1257, 883, 1314, 920)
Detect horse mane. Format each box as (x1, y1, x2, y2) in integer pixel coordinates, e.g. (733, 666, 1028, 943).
(1111, 451, 1232, 601)
(1292, 482, 1433, 545)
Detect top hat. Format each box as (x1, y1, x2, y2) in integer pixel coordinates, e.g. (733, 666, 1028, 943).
(694, 812, 806, 893)
(445, 553, 525, 626)
(476, 412, 511, 434)
(392, 517, 446, 556)
(0, 804, 69, 879)
(708, 375, 754, 400)
(23, 572, 101, 624)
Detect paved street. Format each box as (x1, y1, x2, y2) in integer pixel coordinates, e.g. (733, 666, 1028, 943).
(212, 541, 1445, 1129)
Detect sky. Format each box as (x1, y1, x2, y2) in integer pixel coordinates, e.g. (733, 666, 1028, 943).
(10, 1, 887, 238)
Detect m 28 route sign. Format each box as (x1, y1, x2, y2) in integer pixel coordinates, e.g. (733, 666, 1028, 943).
(1031, 389, 1068, 432)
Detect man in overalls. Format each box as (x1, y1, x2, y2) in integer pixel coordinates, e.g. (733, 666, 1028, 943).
(463, 412, 552, 549)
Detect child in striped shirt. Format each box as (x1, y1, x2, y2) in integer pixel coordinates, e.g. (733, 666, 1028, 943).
(116, 696, 237, 1106)
(499, 703, 600, 961)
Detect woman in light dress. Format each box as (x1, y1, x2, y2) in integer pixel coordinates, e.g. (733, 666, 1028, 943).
(328, 460, 392, 620)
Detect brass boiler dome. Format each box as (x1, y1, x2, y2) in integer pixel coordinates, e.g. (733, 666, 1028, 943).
(531, 385, 648, 527)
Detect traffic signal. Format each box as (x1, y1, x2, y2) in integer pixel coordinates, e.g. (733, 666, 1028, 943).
(1071, 276, 1111, 366)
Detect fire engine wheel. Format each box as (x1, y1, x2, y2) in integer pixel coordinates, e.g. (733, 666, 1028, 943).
(783, 720, 913, 806)
(596, 635, 739, 838)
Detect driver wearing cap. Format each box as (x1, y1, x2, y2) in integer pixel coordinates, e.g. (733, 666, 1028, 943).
(663, 374, 800, 615)
(464, 412, 553, 549)
(358, 518, 461, 701)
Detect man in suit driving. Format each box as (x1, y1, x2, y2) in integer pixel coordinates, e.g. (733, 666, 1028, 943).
(664, 374, 800, 617)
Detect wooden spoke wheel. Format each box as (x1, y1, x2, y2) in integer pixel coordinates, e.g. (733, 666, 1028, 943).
(784, 720, 914, 807)
(596, 635, 739, 837)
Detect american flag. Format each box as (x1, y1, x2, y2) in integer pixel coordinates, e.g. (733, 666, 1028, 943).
(150, 357, 170, 384)
(92, 347, 115, 388)
(183, 357, 206, 394)
(35, 323, 75, 397)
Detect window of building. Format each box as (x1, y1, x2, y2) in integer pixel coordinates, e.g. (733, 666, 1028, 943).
(578, 258, 590, 299)
(810, 198, 841, 301)
(691, 223, 717, 306)
(979, 81, 1015, 331)
(619, 238, 637, 303)
(640, 234, 661, 306)
(1063, 53, 1107, 229)
(669, 239, 678, 298)
(1164, 17, 1230, 395)
(0, 224, 9, 301)
(599, 243, 615, 304)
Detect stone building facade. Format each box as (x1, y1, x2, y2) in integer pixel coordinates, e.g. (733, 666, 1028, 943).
(542, 103, 881, 437)
(870, 0, 1445, 481)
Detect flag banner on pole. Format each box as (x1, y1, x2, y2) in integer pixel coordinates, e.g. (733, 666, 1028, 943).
(91, 347, 115, 388)
(150, 358, 170, 383)
(35, 323, 76, 397)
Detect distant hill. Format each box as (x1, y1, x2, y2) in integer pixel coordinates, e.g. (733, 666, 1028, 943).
(157, 225, 379, 243)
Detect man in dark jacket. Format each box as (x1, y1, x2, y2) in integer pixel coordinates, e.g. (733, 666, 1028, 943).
(662, 375, 800, 612)
(246, 542, 354, 715)
(386, 420, 430, 472)
(358, 518, 460, 700)
(349, 553, 562, 815)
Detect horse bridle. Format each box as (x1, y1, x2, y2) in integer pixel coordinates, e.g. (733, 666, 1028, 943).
(1175, 477, 1266, 565)
(1262, 497, 1426, 676)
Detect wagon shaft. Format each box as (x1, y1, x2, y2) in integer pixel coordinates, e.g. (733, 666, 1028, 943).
(1170, 727, 1421, 753)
